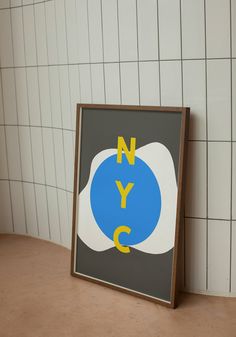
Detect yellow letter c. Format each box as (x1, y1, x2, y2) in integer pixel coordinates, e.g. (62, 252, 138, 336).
(113, 226, 131, 253)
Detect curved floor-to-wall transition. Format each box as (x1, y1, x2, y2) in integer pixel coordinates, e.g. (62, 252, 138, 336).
(0, 0, 235, 297)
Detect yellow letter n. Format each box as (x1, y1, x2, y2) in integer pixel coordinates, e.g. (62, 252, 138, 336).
(117, 136, 136, 165)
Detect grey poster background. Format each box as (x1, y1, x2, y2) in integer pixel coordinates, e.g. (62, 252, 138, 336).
(76, 108, 182, 302)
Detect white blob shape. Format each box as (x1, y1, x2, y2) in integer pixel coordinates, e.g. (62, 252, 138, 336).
(77, 149, 116, 251)
(77, 143, 177, 254)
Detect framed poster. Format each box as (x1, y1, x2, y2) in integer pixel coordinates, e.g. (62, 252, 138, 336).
(71, 104, 189, 308)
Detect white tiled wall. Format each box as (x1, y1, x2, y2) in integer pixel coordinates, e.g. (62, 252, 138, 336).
(0, 0, 235, 297)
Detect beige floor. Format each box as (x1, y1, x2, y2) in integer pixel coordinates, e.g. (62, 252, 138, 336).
(0, 234, 235, 337)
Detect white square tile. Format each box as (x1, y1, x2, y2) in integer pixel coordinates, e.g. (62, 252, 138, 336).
(0, 1, 10, 9)
(160, 61, 182, 106)
(139, 61, 160, 105)
(0, 181, 13, 233)
(183, 60, 206, 140)
(48, 66, 62, 128)
(34, 2, 47, 65)
(76, 0, 90, 63)
(72, 131, 75, 155)
(233, 144, 236, 220)
(31, 127, 45, 184)
(72, 130, 75, 155)
(208, 220, 230, 293)
(206, 0, 230, 58)
(23, 0, 32, 4)
(1, 68, 17, 125)
(68, 65, 80, 130)
(185, 142, 207, 218)
(53, 129, 66, 190)
(232, 0, 236, 57)
(42, 128, 56, 187)
(5, 126, 21, 180)
(11, 7, 25, 66)
(47, 186, 61, 244)
(118, 0, 137, 61)
(207, 60, 231, 141)
(87, 0, 103, 63)
(63, 130, 74, 192)
(64, 0, 79, 63)
(0, 9, 13, 67)
(120, 62, 139, 105)
(38, 66, 51, 127)
(23, 182, 38, 237)
(208, 142, 231, 219)
(66, 192, 73, 248)
(10, 0, 22, 6)
(181, 0, 205, 59)
(233, 60, 236, 141)
(15, 68, 29, 125)
(45, 1, 58, 64)
(137, 0, 158, 61)
(26, 67, 41, 126)
(22, 5, 37, 66)
(35, 184, 50, 240)
(158, 0, 181, 59)
(59, 66, 72, 130)
(10, 181, 26, 234)
(0, 74, 4, 124)
(78, 64, 92, 103)
(19, 126, 33, 182)
(91, 64, 105, 104)
(104, 63, 121, 104)
(185, 218, 207, 292)
(102, 0, 119, 62)
(58, 190, 70, 247)
(232, 221, 236, 293)
(0, 126, 8, 179)
(54, 0, 67, 64)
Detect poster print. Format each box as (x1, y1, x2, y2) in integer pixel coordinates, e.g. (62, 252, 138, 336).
(71, 104, 189, 308)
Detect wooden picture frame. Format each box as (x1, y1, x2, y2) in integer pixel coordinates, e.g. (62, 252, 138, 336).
(71, 104, 189, 308)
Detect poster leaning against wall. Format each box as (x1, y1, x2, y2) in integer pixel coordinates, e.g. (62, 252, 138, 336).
(71, 104, 189, 308)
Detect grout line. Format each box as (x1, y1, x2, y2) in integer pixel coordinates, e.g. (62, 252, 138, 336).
(0, 124, 233, 142)
(204, 0, 209, 292)
(0, 123, 76, 132)
(33, 2, 52, 240)
(179, 1, 184, 107)
(156, 0, 162, 106)
(63, 0, 75, 242)
(9, 5, 28, 235)
(55, 0, 72, 245)
(0, 178, 73, 194)
(179, 0, 185, 289)
(116, 0, 122, 104)
(188, 139, 234, 143)
(135, 0, 141, 106)
(100, 0, 106, 104)
(52, 0, 68, 244)
(61, 7, 73, 144)
(185, 216, 233, 222)
(229, 0, 233, 293)
(0, 69, 15, 232)
(0, 0, 53, 11)
(44, 0, 59, 240)
(21, 2, 40, 237)
(57, 0, 71, 244)
(86, 0, 93, 104)
(1, 57, 236, 70)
